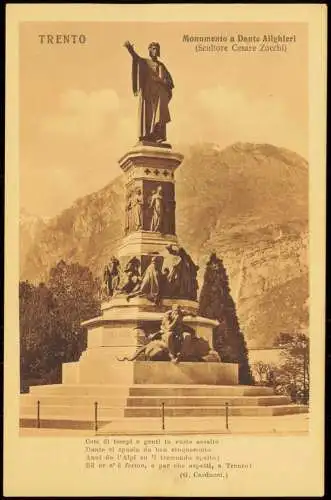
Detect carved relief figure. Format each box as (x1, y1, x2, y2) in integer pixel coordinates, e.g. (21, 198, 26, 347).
(132, 188, 143, 230)
(127, 256, 162, 304)
(102, 265, 110, 298)
(125, 192, 133, 233)
(149, 185, 164, 232)
(164, 245, 199, 300)
(124, 256, 140, 276)
(103, 257, 121, 297)
(124, 40, 174, 143)
(160, 267, 171, 297)
(119, 256, 141, 294)
(180, 247, 199, 301)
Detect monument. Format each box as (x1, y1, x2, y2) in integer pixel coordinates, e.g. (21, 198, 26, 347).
(60, 40, 227, 386)
(20, 42, 308, 430)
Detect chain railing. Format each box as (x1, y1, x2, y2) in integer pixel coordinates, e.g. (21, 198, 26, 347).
(92, 400, 231, 434)
(33, 399, 231, 433)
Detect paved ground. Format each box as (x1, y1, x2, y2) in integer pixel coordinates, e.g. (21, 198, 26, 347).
(20, 413, 309, 437)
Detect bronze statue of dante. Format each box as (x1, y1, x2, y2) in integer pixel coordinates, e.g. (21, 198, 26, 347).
(124, 41, 174, 143)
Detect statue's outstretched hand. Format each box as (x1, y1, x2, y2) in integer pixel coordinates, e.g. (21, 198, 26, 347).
(124, 40, 133, 49)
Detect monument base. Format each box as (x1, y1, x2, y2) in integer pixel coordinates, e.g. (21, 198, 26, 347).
(61, 300, 223, 385)
(136, 140, 172, 149)
(62, 361, 238, 386)
(20, 304, 307, 431)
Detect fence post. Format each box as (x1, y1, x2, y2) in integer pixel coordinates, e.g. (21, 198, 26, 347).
(37, 400, 40, 429)
(94, 401, 98, 433)
(161, 402, 165, 430)
(225, 402, 229, 430)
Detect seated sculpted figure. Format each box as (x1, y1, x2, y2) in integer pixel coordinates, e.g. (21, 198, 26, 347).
(145, 305, 220, 363)
(127, 256, 162, 305)
(163, 304, 195, 363)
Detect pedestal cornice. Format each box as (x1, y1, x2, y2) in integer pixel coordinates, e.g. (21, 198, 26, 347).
(119, 144, 184, 173)
(117, 230, 178, 258)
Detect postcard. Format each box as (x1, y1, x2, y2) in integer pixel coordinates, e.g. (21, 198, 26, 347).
(4, 4, 326, 497)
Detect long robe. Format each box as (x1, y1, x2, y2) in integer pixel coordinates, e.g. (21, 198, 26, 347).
(150, 191, 164, 231)
(139, 263, 161, 302)
(132, 56, 174, 141)
(132, 193, 143, 230)
(179, 249, 199, 300)
(104, 263, 120, 296)
(126, 198, 132, 232)
(164, 247, 198, 299)
(127, 262, 161, 303)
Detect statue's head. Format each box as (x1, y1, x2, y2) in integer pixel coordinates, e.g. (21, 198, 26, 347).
(156, 185, 163, 194)
(209, 251, 218, 263)
(148, 42, 160, 58)
(171, 304, 183, 318)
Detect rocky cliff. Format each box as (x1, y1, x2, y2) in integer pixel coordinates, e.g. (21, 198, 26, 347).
(21, 142, 308, 347)
(20, 209, 48, 275)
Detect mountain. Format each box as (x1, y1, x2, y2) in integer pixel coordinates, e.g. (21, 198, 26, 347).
(20, 209, 48, 275)
(21, 142, 308, 348)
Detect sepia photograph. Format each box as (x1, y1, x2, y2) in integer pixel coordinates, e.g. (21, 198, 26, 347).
(5, 4, 326, 497)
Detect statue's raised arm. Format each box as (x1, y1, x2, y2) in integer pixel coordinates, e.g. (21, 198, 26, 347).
(123, 40, 140, 59)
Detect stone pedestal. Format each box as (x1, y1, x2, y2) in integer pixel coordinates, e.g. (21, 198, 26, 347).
(101, 296, 200, 317)
(60, 143, 239, 392)
(118, 144, 183, 273)
(62, 297, 228, 386)
(63, 360, 238, 386)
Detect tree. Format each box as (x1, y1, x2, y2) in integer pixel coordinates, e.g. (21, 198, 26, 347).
(19, 280, 60, 388)
(274, 332, 309, 404)
(252, 361, 277, 386)
(46, 260, 101, 362)
(20, 261, 101, 388)
(250, 333, 309, 404)
(198, 252, 253, 384)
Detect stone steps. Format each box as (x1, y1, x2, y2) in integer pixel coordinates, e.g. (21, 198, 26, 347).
(123, 405, 308, 418)
(20, 403, 308, 430)
(20, 404, 124, 418)
(20, 402, 307, 421)
(20, 411, 310, 433)
(19, 417, 98, 431)
(20, 383, 308, 430)
(20, 394, 291, 407)
(129, 386, 275, 397)
(27, 383, 275, 397)
(127, 395, 291, 406)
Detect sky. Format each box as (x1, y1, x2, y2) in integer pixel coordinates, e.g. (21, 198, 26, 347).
(19, 22, 308, 218)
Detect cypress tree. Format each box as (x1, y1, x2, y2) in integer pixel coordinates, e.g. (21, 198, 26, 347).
(198, 252, 253, 384)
